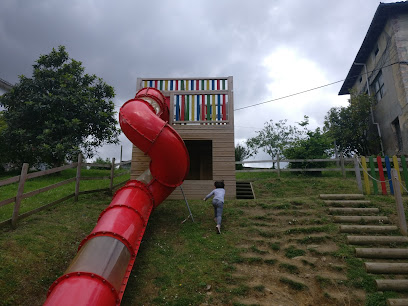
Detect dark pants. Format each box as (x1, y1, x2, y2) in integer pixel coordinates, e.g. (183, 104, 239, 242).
(213, 199, 224, 226)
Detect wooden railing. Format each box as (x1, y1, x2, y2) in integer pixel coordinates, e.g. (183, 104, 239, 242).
(0, 155, 131, 228)
(236, 155, 408, 195)
(137, 77, 233, 126)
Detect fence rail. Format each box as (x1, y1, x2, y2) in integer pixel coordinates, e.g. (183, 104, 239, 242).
(0, 155, 131, 229)
(236, 155, 408, 196)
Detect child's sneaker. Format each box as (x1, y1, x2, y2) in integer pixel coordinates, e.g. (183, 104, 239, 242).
(216, 225, 221, 234)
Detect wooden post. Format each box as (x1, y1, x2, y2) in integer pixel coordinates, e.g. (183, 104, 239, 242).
(385, 156, 394, 195)
(110, 157, 115, 195)
(353, 156, 363, 193)
(393, 155, 403, 194)
(361, 156, 370, 195)
(120, 145, 123, 169)
(75, 154, 82, 201)
(11, 163, 29, 229)
(340, 154, 346, 178)
(276, 153, 281, 178)
(377, 156, 387, 195)
(401, 155, 408, 194)
(334, 140, 339, 167)
(391, 169, 407, 236)
(369, 156, 378, 195)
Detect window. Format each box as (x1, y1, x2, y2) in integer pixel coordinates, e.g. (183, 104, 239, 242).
(372, 70, 385, 102)
(374, 45, 379, 56)
(184, 140, 213, 180)
(391, 117, 403, 152)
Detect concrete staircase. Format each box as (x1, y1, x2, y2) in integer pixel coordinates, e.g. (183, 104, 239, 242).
(236, 181, 255, 199)
(321, 194, 408, 306)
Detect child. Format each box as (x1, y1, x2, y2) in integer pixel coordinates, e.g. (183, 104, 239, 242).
(203, 180, 225, 234)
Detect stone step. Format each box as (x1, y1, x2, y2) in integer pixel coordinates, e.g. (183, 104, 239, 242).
(329, 207, 379, 214)
(340, 225, 398, 233)
(320, 194, 365, 200)
(355, 248, 408, 259)
(324, 200, 371, 206)
(236, 181, 255, 199)
(348, 235, 408, 245)
(388, 298, 408, 305)
(376, 279, 408, 292)
(365, 262, 408, 274)
(333, 215, 389, 223)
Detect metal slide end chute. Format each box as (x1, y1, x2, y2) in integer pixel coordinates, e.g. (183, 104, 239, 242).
(44, 87, 189, 305)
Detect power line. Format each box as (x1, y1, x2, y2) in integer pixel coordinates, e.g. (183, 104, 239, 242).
(234, 80, 345, 111)
(234, 61, 404, 112)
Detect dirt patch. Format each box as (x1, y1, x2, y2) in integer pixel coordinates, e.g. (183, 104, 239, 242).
(224, 201, 367, 305)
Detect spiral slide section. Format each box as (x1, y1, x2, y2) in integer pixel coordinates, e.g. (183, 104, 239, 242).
(44, 88, 190, 305)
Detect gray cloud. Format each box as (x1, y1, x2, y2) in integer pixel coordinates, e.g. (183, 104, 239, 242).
(0, 0, 392, 160)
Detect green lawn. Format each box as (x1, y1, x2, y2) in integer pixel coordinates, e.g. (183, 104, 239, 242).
(0, 170, 406, 305)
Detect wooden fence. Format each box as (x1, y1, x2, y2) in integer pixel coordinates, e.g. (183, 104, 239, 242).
(0, 155, 131, 229)
(236, 155, 408, 195)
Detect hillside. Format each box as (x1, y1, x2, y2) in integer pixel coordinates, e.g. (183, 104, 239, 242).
(0, 172, 406, 305)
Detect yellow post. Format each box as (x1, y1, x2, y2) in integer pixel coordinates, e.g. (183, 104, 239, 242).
(165, 80, 168, 91)
(392, 155, 403, 193)
(361, 156, 370, 195)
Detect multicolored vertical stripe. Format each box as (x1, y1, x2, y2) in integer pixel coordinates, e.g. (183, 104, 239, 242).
(141, 79, 229, 123)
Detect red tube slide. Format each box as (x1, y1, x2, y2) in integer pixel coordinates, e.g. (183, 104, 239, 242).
(44, 88, 190, 305)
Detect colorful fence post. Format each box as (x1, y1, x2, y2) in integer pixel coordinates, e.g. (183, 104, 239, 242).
(361, 156, 370, 195)
(401, 155, 408, 194)
(369, 156, 378, 195)
(385, 156, 394, 195)
(377, 156, 387, 195)
(392, 155, 403, 194)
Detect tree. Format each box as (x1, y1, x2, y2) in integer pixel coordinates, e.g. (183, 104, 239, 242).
(235, 143, 251, 170)
(323, 91, 380, 156)
(0, 46, 120, 168)
(283, 127, 333, 174)
(246, 119, 302, 168)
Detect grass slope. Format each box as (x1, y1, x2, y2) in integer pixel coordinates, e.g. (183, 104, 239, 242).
(0, 171, 406, 305)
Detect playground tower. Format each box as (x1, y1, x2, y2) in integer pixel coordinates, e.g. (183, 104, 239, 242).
(132, 77, 236, 199)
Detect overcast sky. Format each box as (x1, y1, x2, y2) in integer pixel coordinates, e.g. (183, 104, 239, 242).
(0, 0, 395, 162)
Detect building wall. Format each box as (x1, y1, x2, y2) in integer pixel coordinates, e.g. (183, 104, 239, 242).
(352, 16, 408, 155)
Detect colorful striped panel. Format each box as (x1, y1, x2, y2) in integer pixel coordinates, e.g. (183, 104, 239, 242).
(222, 95, 226, 120)
(191, 95, 194, 121)
(185, 95, 190, 120)
(181, 95, 185, 121)
(201, 95, 205, 120)
(211, 95, 217, 121)
(217, 94, 221, 120)
(196, 95, 200, 121)
(206, 95, 211, 120)
(175, 95, 180, 121)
